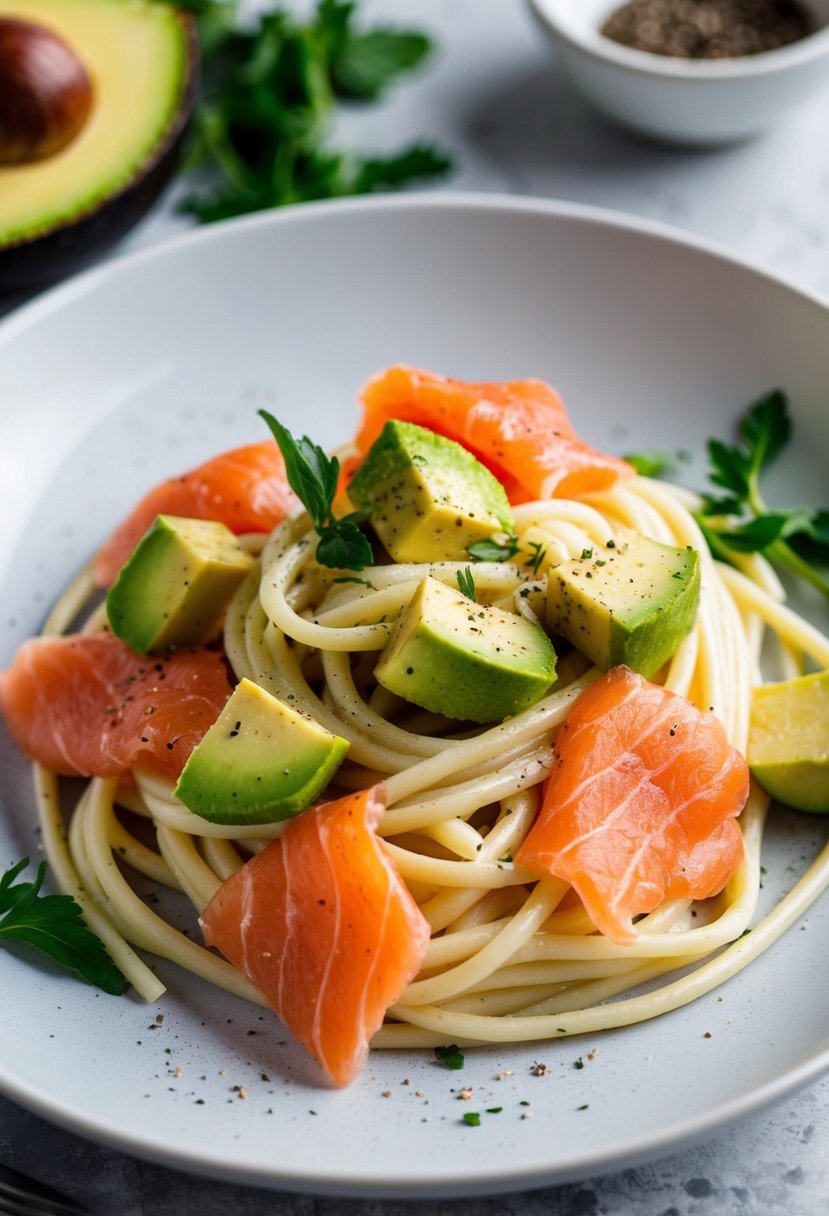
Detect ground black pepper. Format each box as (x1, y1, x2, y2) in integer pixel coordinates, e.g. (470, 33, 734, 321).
(601, 0, 815, 58)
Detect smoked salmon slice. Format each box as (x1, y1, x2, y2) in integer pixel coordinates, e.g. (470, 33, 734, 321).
(200, 785, 430, 1087)
(353, 365, 634, 502)
(0, 634, 233, 780)
(515, 666, 749, 945)
(94, 441, 296, 587)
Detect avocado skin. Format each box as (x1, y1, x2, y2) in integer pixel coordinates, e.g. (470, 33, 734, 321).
(0, 10, 198, 292)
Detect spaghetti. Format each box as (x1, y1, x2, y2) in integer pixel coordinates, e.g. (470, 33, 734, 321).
(27, 469, 829, 1050)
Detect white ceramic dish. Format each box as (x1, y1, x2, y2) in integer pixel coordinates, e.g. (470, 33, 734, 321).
(0, 195, 828, 1198)
(530, 0, 829, 144)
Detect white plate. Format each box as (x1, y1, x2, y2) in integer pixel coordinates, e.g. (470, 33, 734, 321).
(0, 195, 827, 1198)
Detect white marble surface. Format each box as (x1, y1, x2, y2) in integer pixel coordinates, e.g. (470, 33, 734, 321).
(1, 0, 829, 1212)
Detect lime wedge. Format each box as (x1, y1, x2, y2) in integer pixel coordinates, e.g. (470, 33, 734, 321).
(748, 671, 829, 813)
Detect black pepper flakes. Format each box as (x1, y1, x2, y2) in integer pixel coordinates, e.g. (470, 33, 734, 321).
(602, 0, 814, 59)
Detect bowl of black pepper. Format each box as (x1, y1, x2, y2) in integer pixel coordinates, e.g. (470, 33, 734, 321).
(529, 0, 829, 144)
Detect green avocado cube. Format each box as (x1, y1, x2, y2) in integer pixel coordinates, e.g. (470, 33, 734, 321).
(374, 576, 557, 724)
(107, 514, 256, 654)
(348, 420, 514, 563)
(174, 678, 349, 824)
(545, 531, 700, 678)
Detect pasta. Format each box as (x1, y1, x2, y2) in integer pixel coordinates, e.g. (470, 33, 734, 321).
(28, 469, 829, 1050)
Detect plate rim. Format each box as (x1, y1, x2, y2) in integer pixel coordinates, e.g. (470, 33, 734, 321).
(0, 1041, 827, 1197)
(0, 191, 827, 1197)
(3, 191, 829, 348)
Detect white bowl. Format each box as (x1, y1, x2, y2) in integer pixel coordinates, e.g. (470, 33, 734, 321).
(530, 0, 829, 144)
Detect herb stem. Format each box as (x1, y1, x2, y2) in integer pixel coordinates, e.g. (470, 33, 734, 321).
(767, 539, 829, 600)
(746, 477, 828, 599)
(200, 107, 258, 197)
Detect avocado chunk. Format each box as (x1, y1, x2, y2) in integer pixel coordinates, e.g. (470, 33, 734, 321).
(174, 678, 350, 825)
(107, 515, 256, 654)
(349, 420, 514, 563)
(374, 575, 557, 723)
(545, 531, 700, 678)
(748, 670, 829, 813)
(0, 0, 196, 288)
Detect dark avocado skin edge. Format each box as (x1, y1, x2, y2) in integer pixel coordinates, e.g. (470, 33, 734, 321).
(0, 10, 200, 294)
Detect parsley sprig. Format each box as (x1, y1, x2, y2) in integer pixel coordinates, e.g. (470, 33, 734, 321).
(260, 411, 374, 570)
(0, 859, 128, 995)
(696, 391, 829, 600)
(468, 536, 521, 563)
(468, 535, 547, 575)
(176, 0, 452, 222)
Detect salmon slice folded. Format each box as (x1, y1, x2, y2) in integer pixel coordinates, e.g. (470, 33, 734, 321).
(0, 633, 233, 780)
(200, 785, 430, 1086)
(515, 666, 749, 944)
(353, 364, 634, 502)
(94, 441, 296, 586)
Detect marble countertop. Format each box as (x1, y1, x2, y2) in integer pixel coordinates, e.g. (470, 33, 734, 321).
(1, 1, 828, 1212)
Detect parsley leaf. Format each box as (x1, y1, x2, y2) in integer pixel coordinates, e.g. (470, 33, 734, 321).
(524, 541, 547, 576)
(332, 575, 375, 588)
(351, 145, 452, 193)
(434, 1043, 465, 1070)
(456, 567, 476, 601)
(264, 417, 338, 529)
(469, 535, 552, 573)
(697, 391, 829, 600)
(330, 26, 432, 100)
(462, 1111, 481, 1126)
(0, 859, 128, 995)
(177, 0, 452, 222)
(468, 536, 521, 562)
(260, 411, 373, 570)
(623, 449, 675, 478)
(315, 518, 373, 570)
(739, 389, 791, 471)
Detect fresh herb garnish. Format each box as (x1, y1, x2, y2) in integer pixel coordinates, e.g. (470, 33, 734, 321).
(696, 390, 829, 600)
(259, 411, 374, 570)
(434, 1043, 465, 1070)
(0, 859, 128, 995)
(456, 567, 476, 601)
(623, 449, 675, 478)
(471, 536, 548, 574)
(332, 575, 376, 589)
(524, 541, 547, 576)
(176, 0, 452, 222)
(462, 1111, 481, 1126)
(468, 536, 521, 562)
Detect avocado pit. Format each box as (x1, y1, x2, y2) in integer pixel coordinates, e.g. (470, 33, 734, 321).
(0, 17, 93, 164)
(0, 0, 198, 291)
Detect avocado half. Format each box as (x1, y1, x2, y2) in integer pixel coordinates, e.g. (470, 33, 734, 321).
(0, 0, 198, 290)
